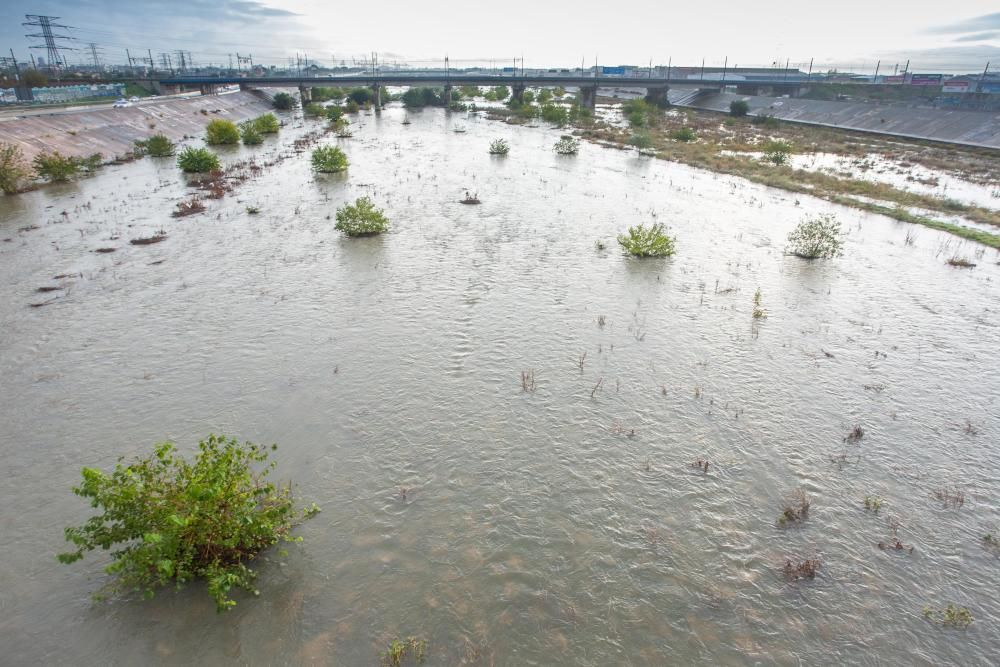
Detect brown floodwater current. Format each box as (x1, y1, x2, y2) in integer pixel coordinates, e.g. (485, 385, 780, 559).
(1, 104, 998, 665)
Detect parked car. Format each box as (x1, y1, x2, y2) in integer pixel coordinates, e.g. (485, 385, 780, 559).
(128, 96, 140, 103)
(112, 99, 131, 108)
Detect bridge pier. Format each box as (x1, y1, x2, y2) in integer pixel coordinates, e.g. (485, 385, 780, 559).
(199, 83, 218, 96)
(644, 85, 670, 108)
(511, 83, 525, 104)
(299, 86, 312, 104)
(443, 84, 452, 106)
(579, 85, 597, 111)
(370, 83, 382, 111)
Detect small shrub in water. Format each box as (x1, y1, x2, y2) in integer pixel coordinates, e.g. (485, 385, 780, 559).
(311, 145, 349, 173)
(272, 92, 295, 110)
(205, 119, 240, 145)
(762, 140, 792, 165)
(777, 488, 810, 526)
(381, 636, 426, 666)
(553, 135, 579, 155)
(923, 604, 973, 628)
(253, 112, 280, 134)
(144, 134, 176, 157)
(345, 99, 360, 114)
(787, 214, 844, 259)
(540, 103, 569, 125)
(177, 147, 221, 173)
(335, 196, 389, 236)
(0, 142, 32, 194)
(617, 223, 676, 257)
(628, 132, 653, 149)
(240, 121, 263, 146)
(489, 138, 510, 155)
(304, 102, 326, 118)
(326, 106, 344, 122)
(670, 127, 696, 142)
(752, 288, 767, 319)
(783, 558, 821, 580)
(864, 496, 884, 513)
(57, 435, 306, 612)
(33, 151, 83, 182)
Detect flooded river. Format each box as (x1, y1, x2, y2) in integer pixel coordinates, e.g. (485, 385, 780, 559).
(1, 105, 998, 665)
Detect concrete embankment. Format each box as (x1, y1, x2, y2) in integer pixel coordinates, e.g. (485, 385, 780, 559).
(669, 90, 1000, 149)
(0, 91, 277, 162)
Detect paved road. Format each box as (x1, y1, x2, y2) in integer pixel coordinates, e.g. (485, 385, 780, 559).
(0, 88, 240, 121)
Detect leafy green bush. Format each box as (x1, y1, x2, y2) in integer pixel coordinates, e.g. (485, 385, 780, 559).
(751, 114, 780, 128)
(142, 134, 176, 157)
(304, 102, 326, 118)
(240, 121, 263, 145)
(553, 135, 579, 155)
(177, 147, 221, 173)
(311, 145, 349, 173)
(491, 86, 510, 101)
(488, 138, 510, 155)
(537, 89, 553, 104)
(0, 142, 32, 194)
(460, 85, 480, 98)
(33, 151, 82, 182)
(787, 214, 844, 259)
(628, 132, 653, 149)
(762, 140, 792, 165)
(326, 106, 344, 122)
(345, 100, 360, 114)
(617, 223, 677, 257)
(347, 88, 373, 105)
(253, 113, 280, 134)
(540, 104, 568, 125)
(310, 86, 345, 102)
(57, 435, 306, 612)
(730, 100, 750, 117)
(335, 196, 389, 236)
(402, 87, 444, 108)
(272, 92, 295, 110)
(205, 119, 240, 145)
(670, 127, 697, 142)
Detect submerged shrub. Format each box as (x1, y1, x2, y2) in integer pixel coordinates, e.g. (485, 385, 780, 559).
(253, 113, 280, 134)
(32, 151, 82, 182)
(205, 119, 240, 145)
(617, 223, 676, 257)
(57, 435, 309, 612)
(401, 87, 443, 108)
(488, 138, 510, 155)
(335, 196, 389, 236)
(553, 135, 579, 155)
(325, 106, 344, 122)
(540, 103, 568, 125)
(787, 214, 844, 259)
(240, 121, 263, 145)
(345, 99, 360, 114)
(730, 100, 749, 117)
(145, 134, 176, 157)
(347, 88, 373, 105)
(272, 92, 295, 110)
(304, 102, 326, 118)
(762, 140, 792, 165)
(311, 145, 349, 173)
(177, 146, 220, 173)
(0, 142, 32, 194)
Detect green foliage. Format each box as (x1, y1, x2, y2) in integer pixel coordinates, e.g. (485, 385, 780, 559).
(335, 196, 389, 236)
(553, 135, 579, 155)
(381, 637, 426, 666)
(310, 86, 345, 102)
(240, 121, 263, 146)
(670, 127, 697, 142)
(537, 89, 553, 104)
(311, 145, 349, 173)
(402, 87, 444, 108)
(272, 92, 296, 110)
(751, 114, 780, 128)
(762, 140, 792, 165)
(32, 151, 83, 182)
(730, 100, 750, 117)
(923, 604, 973, 628)
(460, 85, 480, 98)
(326, 106, 344, 122)
(863, 496, 884, 513)
(491, 85, 510, 101)
(345, 99, 360, 114)
(488, 138, 510, 155)
(142, 134, 176, 157)
(347, 87, 373, 105)
(205, 119, 240, 145)
(57, 435, 304, 612)
(617, 223, 676, 257)
(628, 132, 653, 149)
(553, 87, 566, 97)
(0, 142, 32, 194)
(521, 90, 535, 105)
(540, 104, 568, 125)
(304, 102, 326, 118)
(787, 214, 844, 259)
(177, 147, 220, 173)
(752, 288, 767, 319)
(622, 99, 656, 128)
(253, 113, 280, 134)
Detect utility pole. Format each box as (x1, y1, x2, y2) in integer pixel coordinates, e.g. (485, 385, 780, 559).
(667, 56, 671, 81)
(88, 42, 100, 67)
(979, 62, 991, 91)
(23, 14, 76, 70)
(873, 59, 880, 81)
(807, 57, 813, 82)
(722, 56, 728, 83)
(700, 57, 705, 81)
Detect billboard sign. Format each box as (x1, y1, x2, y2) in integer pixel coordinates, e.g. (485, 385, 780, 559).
(910, 74, 943, 86)
(600, 66, 626, 76)
(979, 82, 1000, 94)
(882, 75, 906, 84)
(942, 81, 970, 93)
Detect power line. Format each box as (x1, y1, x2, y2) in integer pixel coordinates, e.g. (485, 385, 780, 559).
(23, 14, 77, 68)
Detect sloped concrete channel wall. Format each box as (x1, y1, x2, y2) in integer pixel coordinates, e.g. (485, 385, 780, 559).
(669, 90, 1000, 149)
(0, 91, 277, 162)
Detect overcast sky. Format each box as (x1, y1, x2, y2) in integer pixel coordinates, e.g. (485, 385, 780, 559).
(3, 2, 997, 73)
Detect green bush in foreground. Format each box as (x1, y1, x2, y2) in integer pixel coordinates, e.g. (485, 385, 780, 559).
(177, 146, 220, 173)
(730, 100, 749, 117)
(0, 142, 32, 194)
(553, 135, 579, 155)
(762, 140, 792, 165)
(325, 106, 344, 122)
(335, 196, 389, 236)
(488, 138, 510, 155)
(254, 113, 280, 134)
(33, 151, 88, 182)
(240, 121, 263, 145)
(628, 132, 653, 149)
(205, 119, 240, 145)
(143, 134, 176, 157)
(304, 102, 326, 118)
(670, 127, 697, 142)
(617, 223, 677, 257)
(787, 214, 844, 259)
(57, 435, 311, 612)
(311, 145, 349, 173)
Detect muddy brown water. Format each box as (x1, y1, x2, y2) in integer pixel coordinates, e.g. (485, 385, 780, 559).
(1, 105, 999, 665)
